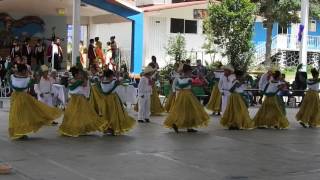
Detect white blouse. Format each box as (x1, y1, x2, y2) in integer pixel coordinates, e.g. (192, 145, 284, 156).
(101, 80, 116, 93)
(176, 78, 192, 90)
(69, 81, 89, 97)
(11, 75, 30, 91)
(265, 81, 283, 94)
(307, 80, 319, 91)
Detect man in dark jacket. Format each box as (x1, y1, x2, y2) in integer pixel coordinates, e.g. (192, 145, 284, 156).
(88, 39, 96, 67)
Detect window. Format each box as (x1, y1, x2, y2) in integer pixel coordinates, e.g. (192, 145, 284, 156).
(170, 18, 198, 34)
(309, 20, 317, 32)
(278, 24, 288, 34)
(170, 18, 184, 33)
(185, 20, 197, 33)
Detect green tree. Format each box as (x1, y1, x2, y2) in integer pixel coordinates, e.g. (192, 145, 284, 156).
(165, 34, 186, 62)
(256, 0, 300, 65)
(205, 0, 256, 72)
(255, 0, 320, 65)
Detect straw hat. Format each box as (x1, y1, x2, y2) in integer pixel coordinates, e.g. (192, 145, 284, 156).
(222, 64, 234, 73)
(41, 65, 49, 72)
(143, 66, 155, 75)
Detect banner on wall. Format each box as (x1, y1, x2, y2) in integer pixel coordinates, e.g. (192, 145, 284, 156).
(193, 9, 208, 19)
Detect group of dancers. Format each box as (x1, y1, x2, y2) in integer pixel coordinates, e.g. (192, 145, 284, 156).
(164, 63, 320, 132)
(7, 61, 320, 140)
(9, 64, 135, 140)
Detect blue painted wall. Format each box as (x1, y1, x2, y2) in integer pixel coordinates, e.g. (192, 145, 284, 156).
(252, 22, 278, 46)
(308, 20, 320, 36)
(253, 20, 320, 47)
(83, 0, 144, 74)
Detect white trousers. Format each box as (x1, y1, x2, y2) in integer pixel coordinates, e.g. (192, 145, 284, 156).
(221, 93, 230, 115)
(39, 94, 53, 107)
(138, 95, 151, 120)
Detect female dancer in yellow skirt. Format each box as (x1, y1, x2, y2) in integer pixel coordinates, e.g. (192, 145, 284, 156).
(253, 70, 289, 129)
(96, 69, 135, 135)
(150, 85, 165, 115)
(164, 64, 210, 133)
(88, 65, 103, 115)
(9, 64, 62, 140)
(206, 73, 222, 115)
(165, 63, 180, 112)
(220, 70, 253, 130)
(296, 68, 320, 128)
(164, 77, 179, 112)
(59, 67, 105, 137)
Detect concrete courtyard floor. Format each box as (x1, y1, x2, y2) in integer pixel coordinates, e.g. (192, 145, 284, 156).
(1, 107, 320, 180)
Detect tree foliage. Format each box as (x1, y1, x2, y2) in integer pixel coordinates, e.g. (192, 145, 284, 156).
(204, 0, 256, 72)
(165, 34, 186, 62)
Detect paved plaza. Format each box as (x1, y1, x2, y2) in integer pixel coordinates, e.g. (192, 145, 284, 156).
(1, 107, 320, 180)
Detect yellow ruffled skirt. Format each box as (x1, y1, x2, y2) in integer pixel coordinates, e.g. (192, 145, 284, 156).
(164, 93, 176, 113)
(253, 96, 289, 129)
(100, 93, 135, 135)
(296, 90, 320, 127)
(89, 85, 103, 115)
(150, 86, 165, 115)
(59, 95, 105, 137)
(220, 93, 253, 129)
(206, 84, 221, 113)
(9, 91, 62, 139)
(164, 90, 210, 129)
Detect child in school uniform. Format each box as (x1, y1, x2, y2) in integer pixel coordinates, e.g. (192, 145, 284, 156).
(9, 64, 62, 140)
(253, 70, 289, 129)
(220, 70, 254, 130)
(164, 64, 209, 133)
(137, 66, 154, 123)
(296, 68, 320, 128)
(97, 69, 135, 135)
(59, 66, 105, 137)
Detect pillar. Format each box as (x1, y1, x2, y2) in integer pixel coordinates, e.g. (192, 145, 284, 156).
(299, 0, 309, 72)
(72, 0, 81, 66)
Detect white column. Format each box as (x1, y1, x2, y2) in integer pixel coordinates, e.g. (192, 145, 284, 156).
(299, 0, 309, 72)
(72, 0, 81, 66)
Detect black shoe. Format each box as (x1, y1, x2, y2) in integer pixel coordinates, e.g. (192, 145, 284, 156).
(299, 122, 307, 128)
(172, 124, 179, 133)
(187, 129, 198, 133)
(18, 135, 28, 140)
(145, 119, 150, 123)
(229, 126, 240, 130)
(217, 112, 221, 116)
(138, 120, 145, 123)
(51, 121, 59, 126)
(257, 127, 267, 129)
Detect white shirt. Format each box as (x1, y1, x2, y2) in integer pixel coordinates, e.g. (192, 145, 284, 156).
(307, 80, 319, 91)
(214, 71, 224, 79)
(138, 76, 152, 96)
(259, 73, 273, 91)
(218, 74, 236, 95)
(39, 77, 53, 94)
(11, 75, 30, 92)
(175, 78, 192, 90)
